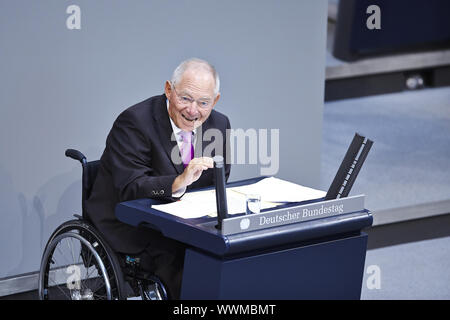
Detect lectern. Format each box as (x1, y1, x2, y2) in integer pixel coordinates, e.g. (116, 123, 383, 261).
(115, 133, 373, 299)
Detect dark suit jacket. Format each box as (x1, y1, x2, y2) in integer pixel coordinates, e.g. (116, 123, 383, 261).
(85, 94, 231, 254)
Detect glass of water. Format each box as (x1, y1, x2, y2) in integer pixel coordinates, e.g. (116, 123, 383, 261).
(246, 194, 261, 215)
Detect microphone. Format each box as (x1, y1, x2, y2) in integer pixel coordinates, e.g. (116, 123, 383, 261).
(213, 155, 228, 230)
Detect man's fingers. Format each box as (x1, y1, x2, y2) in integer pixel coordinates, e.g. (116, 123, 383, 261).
(185, 161, 210, 175)
(189, 157, 214, 168)
(189, 164, 210, 172)
(201, 157, 214, 167)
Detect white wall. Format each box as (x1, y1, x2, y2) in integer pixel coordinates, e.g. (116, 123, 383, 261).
(0, 0, 328, 278)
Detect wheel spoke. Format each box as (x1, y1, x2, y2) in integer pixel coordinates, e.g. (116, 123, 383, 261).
(56, 242, 73, 266)
(48, 277, 72, 300)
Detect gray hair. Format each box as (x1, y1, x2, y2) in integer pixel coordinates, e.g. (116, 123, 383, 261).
(171, 58, 220, 96)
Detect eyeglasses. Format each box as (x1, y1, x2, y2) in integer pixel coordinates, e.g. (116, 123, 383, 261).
(172, 85, 213, 109)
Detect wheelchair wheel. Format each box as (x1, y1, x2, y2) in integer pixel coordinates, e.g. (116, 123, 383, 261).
(38, 219, 126, 300)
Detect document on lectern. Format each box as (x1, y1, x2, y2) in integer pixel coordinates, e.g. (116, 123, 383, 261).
(152, 177, 326, 219)
(151, 189, 278, 219)
(230, 177, 326, 203)
(151, 177, 326, 219)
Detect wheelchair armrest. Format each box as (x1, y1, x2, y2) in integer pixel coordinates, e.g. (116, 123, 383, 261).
(73, 214, 83, 220)
(65, 149, 87, 164)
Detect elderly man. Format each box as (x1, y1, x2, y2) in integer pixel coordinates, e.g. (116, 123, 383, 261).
(85, 58, 231, 299)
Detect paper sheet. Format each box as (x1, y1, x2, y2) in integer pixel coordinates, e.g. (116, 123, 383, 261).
(229, 177, 326, 203)
(151, 189, 278, 219)
(151, 177, 326, 219)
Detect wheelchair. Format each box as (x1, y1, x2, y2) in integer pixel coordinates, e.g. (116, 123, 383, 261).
(38, 149, 168, 300)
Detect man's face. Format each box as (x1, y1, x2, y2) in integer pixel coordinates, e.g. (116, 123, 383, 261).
(165, 69, 220, 131)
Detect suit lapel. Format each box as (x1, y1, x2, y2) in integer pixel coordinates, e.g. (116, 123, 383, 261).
(153, 97, 185, 175)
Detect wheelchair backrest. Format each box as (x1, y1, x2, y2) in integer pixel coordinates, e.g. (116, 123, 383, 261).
(65, 149, 102, 220)
(82, 160, 100, 219)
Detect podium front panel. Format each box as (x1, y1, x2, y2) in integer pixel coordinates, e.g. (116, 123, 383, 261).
(181, 232, 368, 299)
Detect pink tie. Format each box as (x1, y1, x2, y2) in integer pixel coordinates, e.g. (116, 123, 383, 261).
(180, 131, 194, 167)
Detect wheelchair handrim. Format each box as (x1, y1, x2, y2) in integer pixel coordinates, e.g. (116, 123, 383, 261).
(38, 232, 112, 300)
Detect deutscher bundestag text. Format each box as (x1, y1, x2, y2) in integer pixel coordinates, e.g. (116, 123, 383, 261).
(259, 204, 344, 226)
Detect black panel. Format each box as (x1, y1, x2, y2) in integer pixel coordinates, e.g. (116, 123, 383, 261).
(325, 72, 405, 101)
(333, 0, 450, 61)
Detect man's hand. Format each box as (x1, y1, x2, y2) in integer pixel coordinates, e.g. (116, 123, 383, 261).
(172, 157, 214, 194)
